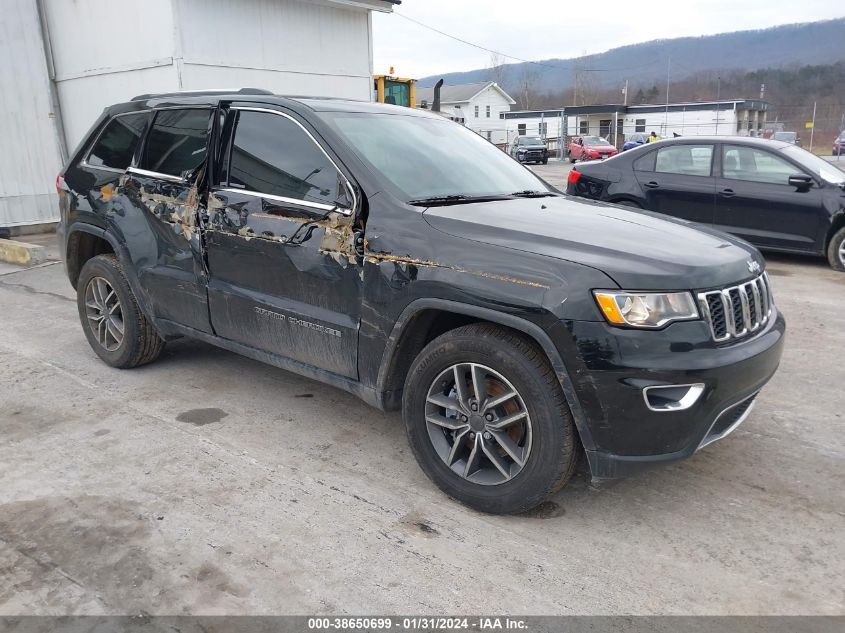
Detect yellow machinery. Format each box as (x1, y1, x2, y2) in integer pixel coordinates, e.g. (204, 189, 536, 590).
(373, 69, 416, 108)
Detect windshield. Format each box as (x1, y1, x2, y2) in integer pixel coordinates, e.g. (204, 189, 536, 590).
(782, 146, 845, 184)
(583, 136, 610, 146)
(518, 136, 544, 146)
(324, 113, 549, 201)
(773, 132, 796, 142)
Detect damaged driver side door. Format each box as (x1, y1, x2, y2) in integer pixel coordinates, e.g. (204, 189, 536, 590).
(203, 105, 362, 378)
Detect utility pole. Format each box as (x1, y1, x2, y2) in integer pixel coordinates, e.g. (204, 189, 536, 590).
(809, 101, 817, 152)
(715, 75, 721, 135)
(664, 56, 670, 136)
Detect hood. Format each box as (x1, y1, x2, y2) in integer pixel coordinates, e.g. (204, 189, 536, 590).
(583, 144, 617, 152)
(422, 196, 765, 290)
(517, 143, 547, 149)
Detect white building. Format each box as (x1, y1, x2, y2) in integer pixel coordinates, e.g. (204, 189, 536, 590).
(503, 99, 770, 150)
(415, 82, 515, 144)
(0, 0, 398, 230)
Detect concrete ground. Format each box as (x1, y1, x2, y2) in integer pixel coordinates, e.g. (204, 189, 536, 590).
(0, 229, 843, 616)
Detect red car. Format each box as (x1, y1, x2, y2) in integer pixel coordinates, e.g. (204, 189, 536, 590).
(568, 135, 618, 162)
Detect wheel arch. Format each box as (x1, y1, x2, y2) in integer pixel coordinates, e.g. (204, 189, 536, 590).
(824, 211, 845, 251)
(65, 223, 157, 325)
(375, 298, 596, 451)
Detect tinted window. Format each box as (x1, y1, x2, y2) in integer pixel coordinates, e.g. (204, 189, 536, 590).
(655, 145, 713, 176)
(228, 110, 343, 207)
(87, 113, 148, 170)
(142, 109, 211, 177)
(722, 145, 799, 185)
(632, 150, 656, 172)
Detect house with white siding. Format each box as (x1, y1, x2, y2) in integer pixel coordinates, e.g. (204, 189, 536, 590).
(416, 82, 515, 144)
(0, 0, 398, 231)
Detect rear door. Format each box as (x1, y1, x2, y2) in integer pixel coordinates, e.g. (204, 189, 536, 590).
(121, 106, 215, 332)
(203, 104, 362, 378)
(713, 144, 825, 251)
(633, 143, 716, 225)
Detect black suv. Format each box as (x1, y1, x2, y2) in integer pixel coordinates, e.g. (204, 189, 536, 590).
(57, 89, 785, 514)
(509, 135, 549, 164)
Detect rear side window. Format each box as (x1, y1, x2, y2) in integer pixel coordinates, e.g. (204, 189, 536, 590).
(227, 110, 343, 207)
(632, 150, 656, 172)
(86, 113, 148, 170)
(141, 109, 211, 177)
(654, 145, 713, 177)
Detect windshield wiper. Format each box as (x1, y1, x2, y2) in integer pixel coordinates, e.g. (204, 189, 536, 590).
(509, 190, 557, 198)
(408, 194, 510, 207)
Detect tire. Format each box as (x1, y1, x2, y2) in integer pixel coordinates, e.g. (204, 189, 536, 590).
(614, 200, 643, 209)
(827, 226, 845, 272)
(402, 323, 578, 514)
(76, 254, 164, 368)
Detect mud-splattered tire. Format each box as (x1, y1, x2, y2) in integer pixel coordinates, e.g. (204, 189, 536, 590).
(826, 227, 845, 272)
(402, 323, 578, 514)
(76, 254, 164, 368)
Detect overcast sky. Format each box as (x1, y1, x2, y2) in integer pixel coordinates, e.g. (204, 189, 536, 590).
(373, 0, 844, 79)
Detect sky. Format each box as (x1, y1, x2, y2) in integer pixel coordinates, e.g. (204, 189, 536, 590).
(373, 0, 845, 79)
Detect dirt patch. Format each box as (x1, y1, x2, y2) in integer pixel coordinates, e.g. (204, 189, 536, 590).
(175, 408, 228, 426)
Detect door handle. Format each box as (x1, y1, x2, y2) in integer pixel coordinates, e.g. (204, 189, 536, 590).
(644, 181, 659, 189)
(719, 188, 735, 198)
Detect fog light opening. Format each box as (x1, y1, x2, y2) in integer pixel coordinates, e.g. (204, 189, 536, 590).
(643, 383, 705, 412)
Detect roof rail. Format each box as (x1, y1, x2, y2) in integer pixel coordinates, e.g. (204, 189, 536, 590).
(131, 87, 274, 101)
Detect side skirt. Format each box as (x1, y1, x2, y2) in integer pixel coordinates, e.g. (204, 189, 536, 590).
(156, 319, 382, 409)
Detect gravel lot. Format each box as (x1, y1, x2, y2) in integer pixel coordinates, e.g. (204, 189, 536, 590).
(0, 207, 843, 615)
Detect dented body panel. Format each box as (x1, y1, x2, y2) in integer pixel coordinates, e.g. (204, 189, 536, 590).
(58, 92, 785, 482)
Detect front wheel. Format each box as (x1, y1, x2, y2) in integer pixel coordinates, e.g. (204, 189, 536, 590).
(827, 227, 845, 272)
(402, 323, 578, 514)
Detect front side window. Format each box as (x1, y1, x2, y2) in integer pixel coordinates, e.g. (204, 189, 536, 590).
(228, 110, 343, 207)
(142, 108, 211, 177)
(655, 144, 714, 177)
(722, 145, 801, 185)
(87, 112, 149, 170)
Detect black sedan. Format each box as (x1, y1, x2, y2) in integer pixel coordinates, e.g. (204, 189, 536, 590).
(566, 136, 845, 270)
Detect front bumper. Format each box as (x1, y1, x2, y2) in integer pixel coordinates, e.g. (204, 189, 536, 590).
(548, 310, 786, 480)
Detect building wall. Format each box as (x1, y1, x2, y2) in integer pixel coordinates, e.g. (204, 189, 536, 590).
(2, 0, 382, 227)
(0, 0, 66, 227)
(463, 88, 512, 144)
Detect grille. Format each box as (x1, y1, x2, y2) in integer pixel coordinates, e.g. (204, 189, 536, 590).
(698, 273, 773, 342)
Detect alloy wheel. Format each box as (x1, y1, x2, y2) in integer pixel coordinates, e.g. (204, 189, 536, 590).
(84, 276, 124, 352)
(839, 240, 845, 267)
(425, 363, 532, 485)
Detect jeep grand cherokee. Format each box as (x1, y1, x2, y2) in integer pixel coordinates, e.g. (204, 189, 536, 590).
(56, 89, 785, 514)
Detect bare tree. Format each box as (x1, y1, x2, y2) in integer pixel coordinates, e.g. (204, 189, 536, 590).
(487, 52, 509, 88)
(517, 64, 539, 110)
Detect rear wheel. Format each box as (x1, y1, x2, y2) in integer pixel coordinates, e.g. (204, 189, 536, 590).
(402, 323, 578, 514)
(76, 254, 164, 368)
(827, 227, 845, 272)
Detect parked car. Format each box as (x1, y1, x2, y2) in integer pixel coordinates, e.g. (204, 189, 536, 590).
(57, 91, 785, 514)
(509, 135, 549, 164)
(568, 135, 618, 162)
(772, 131, 801, 147)
(833, 131, 845, 156)
(622, 132, 649, 151)
(566, 136, 845, 271)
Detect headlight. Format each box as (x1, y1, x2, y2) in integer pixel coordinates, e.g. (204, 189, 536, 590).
(593, 291, 699, 328)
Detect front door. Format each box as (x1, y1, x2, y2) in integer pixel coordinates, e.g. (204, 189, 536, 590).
(633, 143, 716, 225)
(203, 105, 362, 378)
(713, 144, 825, 251)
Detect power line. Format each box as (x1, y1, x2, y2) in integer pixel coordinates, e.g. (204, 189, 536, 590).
(392, 12, 662, 74)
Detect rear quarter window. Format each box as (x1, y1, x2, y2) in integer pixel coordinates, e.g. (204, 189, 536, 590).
(632, 150, 656, 172)
(86, 112, 149, 170)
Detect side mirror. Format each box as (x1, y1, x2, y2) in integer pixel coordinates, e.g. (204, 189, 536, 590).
(788, 174, 814, 191)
